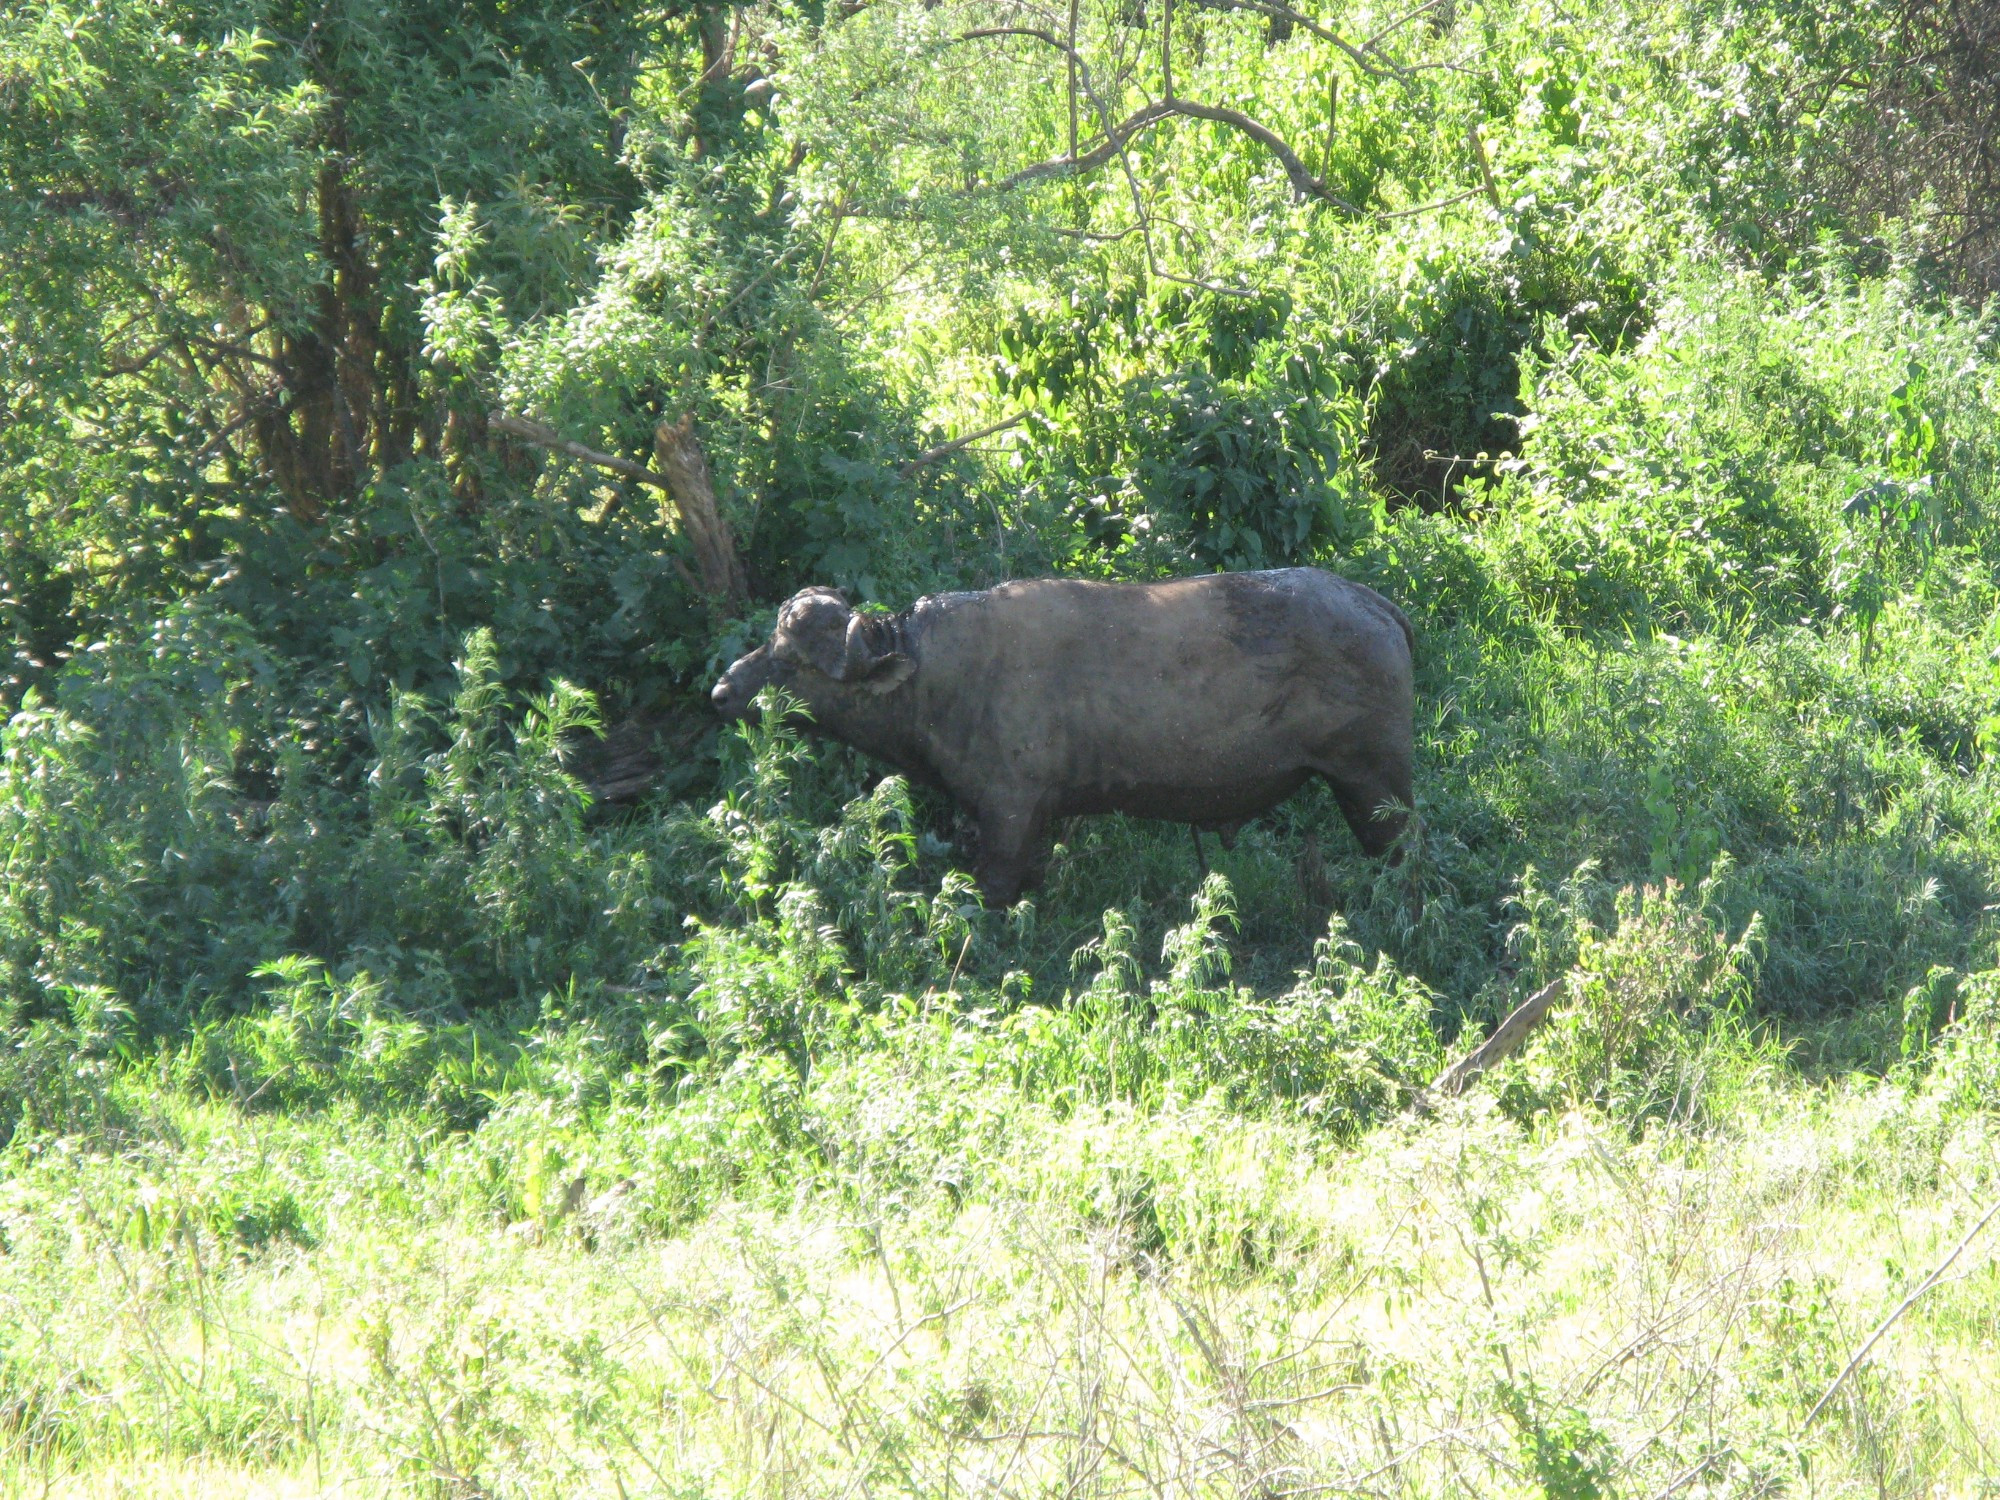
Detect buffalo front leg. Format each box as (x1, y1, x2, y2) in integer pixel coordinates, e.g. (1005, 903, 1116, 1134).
(971, 792, 1054, 907)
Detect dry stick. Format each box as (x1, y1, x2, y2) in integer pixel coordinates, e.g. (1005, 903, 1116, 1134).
(1468, 123, 1504, 212)
(1412, 978, 1565, 1112)
(899, 411, 1029, 475)
(1802, 1190, 2000, 1430)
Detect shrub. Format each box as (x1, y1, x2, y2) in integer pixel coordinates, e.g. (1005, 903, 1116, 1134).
(998, 879, 1442, 1135)
(1503, 864, 1777, 1125)
(0, 1021, 132, 1146)
(1477, 268, 2000, 636)
(1922, 960, 2000, 1115)
(183, 957, 516, 1127)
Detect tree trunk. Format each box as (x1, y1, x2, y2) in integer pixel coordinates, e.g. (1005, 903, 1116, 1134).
(252, 158, 387, 524)
(653, 415, 748, 616)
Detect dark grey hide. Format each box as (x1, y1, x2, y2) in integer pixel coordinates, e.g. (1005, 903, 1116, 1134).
(710, 568, 1415, 905)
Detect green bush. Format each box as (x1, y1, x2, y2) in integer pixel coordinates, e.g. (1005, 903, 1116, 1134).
(1477, 268, 2000, 635)
(183, 957, 515, 1127)
(0, 1020, 132, 1146)
(1502, 864, 1779, 1125)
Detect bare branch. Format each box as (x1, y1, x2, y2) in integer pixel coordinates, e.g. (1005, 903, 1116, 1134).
(184, 331, 284, 369)
(1167, 100, 1360, 209)
(986, 98, 1179, 190)
(105, 341, 173, 378)
(962, 28, 1358, 211)
(1046, 222, 1150, 242)
(191, 406, 256, 466)
(900, 412, 1029, 475)
(1184, 0, 1404, 78)
(489, 411, 669, 491)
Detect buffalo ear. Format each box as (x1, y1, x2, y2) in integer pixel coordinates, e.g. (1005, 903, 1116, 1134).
(859, 653, 914, 694)
(774, 591, 855, 679)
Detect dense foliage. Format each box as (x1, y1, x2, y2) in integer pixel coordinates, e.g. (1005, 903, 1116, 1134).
(3, 0, 2000, 1488)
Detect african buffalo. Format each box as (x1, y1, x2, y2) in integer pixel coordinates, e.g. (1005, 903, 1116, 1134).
(709, 568, 1415, 904)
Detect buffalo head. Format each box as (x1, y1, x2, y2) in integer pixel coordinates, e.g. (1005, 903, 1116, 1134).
(710, 588, 914, 720)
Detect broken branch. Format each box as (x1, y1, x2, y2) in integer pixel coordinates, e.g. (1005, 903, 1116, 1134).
(488, 410, 747, 615)
(653, 414, 748, 614)
(488, 411, 667, 490)
(1411, 978, 1565, 1112)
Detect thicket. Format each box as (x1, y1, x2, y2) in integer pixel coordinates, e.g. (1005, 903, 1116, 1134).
(1, 0, 1998, 1091)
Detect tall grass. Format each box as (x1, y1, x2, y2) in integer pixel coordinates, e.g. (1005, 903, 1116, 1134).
(7, 961, 2000, 1494)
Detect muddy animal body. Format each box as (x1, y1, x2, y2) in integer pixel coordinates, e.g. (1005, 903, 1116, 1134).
(710, 568, 1415, 904)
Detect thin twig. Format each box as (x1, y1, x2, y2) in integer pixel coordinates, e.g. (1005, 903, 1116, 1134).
(1643, 1452, 1718, 1500)
(1376, 187, 1485, 221)
(1184, 0, 1404, 78)
(1361, 0, 1450, 52)
(697, 243, 808, 345)
(1803, 1190, 2000, 1428)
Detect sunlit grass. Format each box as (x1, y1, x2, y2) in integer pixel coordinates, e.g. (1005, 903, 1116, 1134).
(6, 1016, 2000, 1495)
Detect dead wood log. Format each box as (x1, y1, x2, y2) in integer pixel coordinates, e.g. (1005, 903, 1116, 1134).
(1409, 977, 1565, 1115)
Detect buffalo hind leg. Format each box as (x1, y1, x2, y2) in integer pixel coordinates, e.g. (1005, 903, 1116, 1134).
(1325, 766, 1413, 862)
